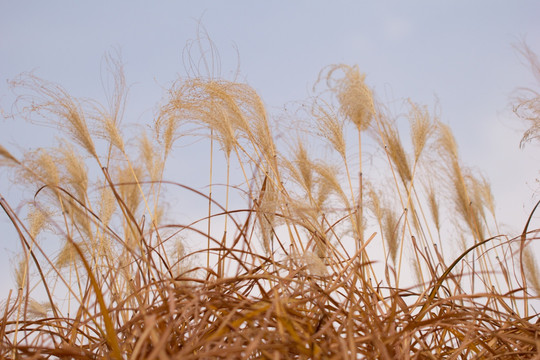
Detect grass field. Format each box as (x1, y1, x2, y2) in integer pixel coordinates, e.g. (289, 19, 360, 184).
(1, 45, 539, 359)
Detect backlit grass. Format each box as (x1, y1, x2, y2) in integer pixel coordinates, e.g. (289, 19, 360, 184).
(1, 42, 539, 359)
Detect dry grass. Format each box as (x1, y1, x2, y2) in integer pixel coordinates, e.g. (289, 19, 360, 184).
(514, 42, 540, 149)
(1, 44, 540, 359)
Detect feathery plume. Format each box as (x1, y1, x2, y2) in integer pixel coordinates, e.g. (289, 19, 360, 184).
(438, 122, 459, 161)
(18, 148, 61, 189)
(116, 164, 144, 217)
(102, 117, 125, 153)
(56, 241, 78, 268)
(139, 131, 162, 182)
(438, 122, 485, 241)
(14, 258, 27, 290)
(377, 114, 412, 186)
(367, 186, 383, 222)
(60, 144, 88, 203)
(408, 100, 435, 163)
(426, 183, 441, 235)
(314, 161, 349, 208)
(473, 175, 496, 218)
(284, 140, 314, 196)
(320, 64, 374, 131)
(28, 206, 47, 239)
(523, 247, 540, 296)
(10, 75, 97, 158)
(26, 299, 51, 319)
(99, 187, 116, 229)
(382, 207, 400, 264)
(257, 177, 278, 255)
(314, 103, 346, 159)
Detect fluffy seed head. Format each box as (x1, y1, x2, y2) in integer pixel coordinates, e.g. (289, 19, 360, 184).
(60, 144, 88, 203)
(14, 258, 27, 290)
(320, 64, 374, 131)
(56, 241, 78, 268)
(377, 115, 412, 186)
(27, 299, 52, 319)
(426, 183, 441, 234)
(28, 206, 47, 239)
(382, 207, 400, 264)
(314, 161, 349, 209)
(523, 247, 540, 296)
(103, 117, 125, 153)
(314, 103, 346, 159)
(409, 100, 435, 162)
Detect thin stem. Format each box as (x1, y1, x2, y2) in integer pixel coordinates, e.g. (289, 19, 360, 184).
(207, 130, 214, 270)
(218, 155, 230, 278)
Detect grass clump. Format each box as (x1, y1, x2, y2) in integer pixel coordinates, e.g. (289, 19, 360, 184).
(1, 44, 540, 359)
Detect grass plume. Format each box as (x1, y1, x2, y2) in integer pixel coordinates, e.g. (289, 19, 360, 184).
(0, 45, 539, 359)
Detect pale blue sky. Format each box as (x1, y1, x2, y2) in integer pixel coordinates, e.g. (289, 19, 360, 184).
(1, 2, 539, 292)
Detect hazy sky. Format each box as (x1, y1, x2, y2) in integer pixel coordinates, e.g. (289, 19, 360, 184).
(1, 2, 539, 292)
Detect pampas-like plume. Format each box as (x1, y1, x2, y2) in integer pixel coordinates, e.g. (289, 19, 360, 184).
(91, 51, 128, 155)
(523, 247, 540, 296)
(67, 197, 95, 241)
(139, 132, 162, 182)
(313, 161, 349, 209)
(438, 122, 485, 241)
(382, 207, 401, 265)
(26, 299, 51, 319)
(27, 206, 47, 239)
(14, 258, 27, 290)
(10, 75, 98, 158)
(469, 174, 495, 224)
(438, 121, 459, 161)
(116, 164, 144, 218)
(319, 64, 374, 131)
(426, 183, 441, 236)
(284, 140, 315, 197)
(56, 241, 78, 268)
(376, 114, 412, 187)
(314, 103, 346, 160)
(408, 100, 435, 163)
(18, 148, 61, 189)
(4, 47, 540, 359)
(246, 94, 277, 173)
(256, 176, 279, 255)
(368, 187, 399, 264)
(102, 117, 125, 153)
(59, 144, 89, 204)
(159, 78, 270, 159)
(317, 64, 375, 255)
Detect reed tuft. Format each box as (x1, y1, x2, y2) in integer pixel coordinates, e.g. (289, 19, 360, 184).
(1, 45, 539, 360)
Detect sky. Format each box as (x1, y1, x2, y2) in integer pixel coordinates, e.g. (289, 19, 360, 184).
(1, 1, 540, 294)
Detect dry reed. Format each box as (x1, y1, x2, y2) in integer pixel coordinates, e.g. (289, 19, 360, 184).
(1, 44, 539, 360)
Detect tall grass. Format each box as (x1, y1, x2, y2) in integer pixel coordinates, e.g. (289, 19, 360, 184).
(1, 45, 539, 359)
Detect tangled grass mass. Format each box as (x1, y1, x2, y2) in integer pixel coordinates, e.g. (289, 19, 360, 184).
(1, 42, 540, 359)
